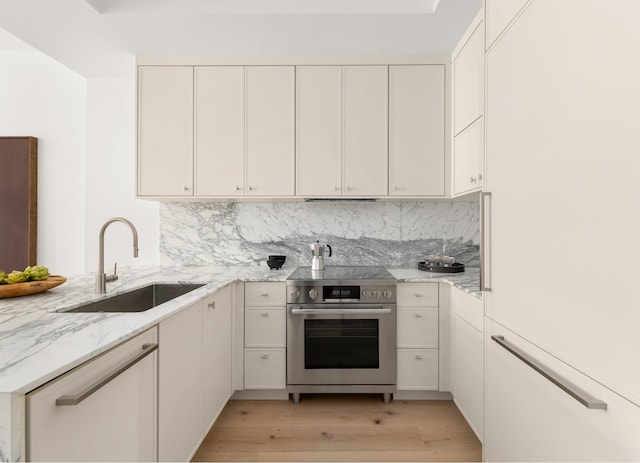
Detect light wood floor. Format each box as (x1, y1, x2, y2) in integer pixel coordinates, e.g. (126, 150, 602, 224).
(192, 394, 482, 462)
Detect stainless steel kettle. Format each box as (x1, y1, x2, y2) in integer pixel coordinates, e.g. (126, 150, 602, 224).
(310, 240, 332, 270)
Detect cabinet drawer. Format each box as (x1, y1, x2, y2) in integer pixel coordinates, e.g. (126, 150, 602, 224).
(245, 282, 286, 306)
(244, 308, 286, 347)
(454, 289, 483, 332)
(397, 307, 438, 348)
(397, 283, 438, 307)
(396, 348, 438, 391)
(244, 348, 286, 389)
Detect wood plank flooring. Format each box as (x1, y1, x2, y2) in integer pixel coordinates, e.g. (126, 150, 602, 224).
(192, 394, 481, 462)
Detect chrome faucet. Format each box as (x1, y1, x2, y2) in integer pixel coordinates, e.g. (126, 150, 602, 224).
(96, 217, 139, 294)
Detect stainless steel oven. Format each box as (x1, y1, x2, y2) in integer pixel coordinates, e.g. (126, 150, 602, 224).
(286, 266, 397, 403)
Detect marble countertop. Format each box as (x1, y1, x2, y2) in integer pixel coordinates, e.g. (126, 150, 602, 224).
(0, 264, 479, 395)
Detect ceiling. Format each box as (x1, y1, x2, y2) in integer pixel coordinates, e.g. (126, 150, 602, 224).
(0, 0, 482, 79)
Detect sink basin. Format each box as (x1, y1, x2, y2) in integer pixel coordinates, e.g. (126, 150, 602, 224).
(61, 283, 205, 313)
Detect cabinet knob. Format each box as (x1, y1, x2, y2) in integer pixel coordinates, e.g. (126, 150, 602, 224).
(235, 186, 242, 191)
(208, 302, 215, 310)
(478, 173, 483, 181)
(248, 186, 254, 191)
(183, 185, 191, 191)
(470, 177, 477, 183)
(334, 186, 340, 191)
(261, 354, 269, 359)
(346, 185, 352, 191)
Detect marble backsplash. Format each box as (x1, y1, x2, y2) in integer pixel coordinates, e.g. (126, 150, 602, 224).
(159, 200, 480, 269)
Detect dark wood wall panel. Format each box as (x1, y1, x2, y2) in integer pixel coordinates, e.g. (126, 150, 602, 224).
(0, 137, 38, 272)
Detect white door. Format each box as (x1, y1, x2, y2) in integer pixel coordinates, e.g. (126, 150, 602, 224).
(26, 329, 157, 462)
(389, 65, 445, 196)
(195, 66, 245, 196)
(202, 286, 233, 431)
(485, 0, 640, 407)
(245, 66, 295, 196)
(342, 66, 388, 196)
(296, 66, 342, 196)
(158, 302, 204, 462)
(138, 66, 193, 196)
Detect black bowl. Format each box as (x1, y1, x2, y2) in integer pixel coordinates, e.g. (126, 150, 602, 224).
(267, 255, 286, 269)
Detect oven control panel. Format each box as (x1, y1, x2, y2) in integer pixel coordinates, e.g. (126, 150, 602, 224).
(287, 284, 396, 304)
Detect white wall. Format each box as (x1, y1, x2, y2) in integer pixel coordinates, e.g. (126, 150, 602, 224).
(84, 77, 158, 273)
(0, 29, 158, 276)
(0, 48, 86, 276)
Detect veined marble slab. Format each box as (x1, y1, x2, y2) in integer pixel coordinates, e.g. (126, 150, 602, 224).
(160, 200, 480, 268)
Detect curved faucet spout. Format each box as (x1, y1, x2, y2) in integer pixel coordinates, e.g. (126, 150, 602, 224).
(96, 217, 139, 294)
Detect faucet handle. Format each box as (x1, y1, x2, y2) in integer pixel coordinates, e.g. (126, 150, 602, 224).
(105, 262, 119, 283)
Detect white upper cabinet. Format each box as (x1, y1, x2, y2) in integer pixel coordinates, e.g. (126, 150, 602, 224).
(389, 65, 445, 197)
(138, 66, 194, 196)
(195, 66, 245, 196)
(452, 18, 484, 197)
(245, 66, 295, 196)
(485, 0, 530, 50)
(342, 66, 388, 197)
(453, 23, 484, 135)
(296, 66, 342, 196)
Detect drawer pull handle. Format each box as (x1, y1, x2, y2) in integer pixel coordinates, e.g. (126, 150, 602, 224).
(415, 312, 423, 318)
(261, 292, 269, 297)
(56, 343, 158, 406)
(261, 354, 269, 359)
(415, 293, 423, 297)
(261, 312, 269, 317)
(415, 355, 423, 360)
(208, 302, 215, 310)
(491, 335, 607, 410)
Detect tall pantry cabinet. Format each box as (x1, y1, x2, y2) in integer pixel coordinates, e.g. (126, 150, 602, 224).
(482, 0, 640, 460)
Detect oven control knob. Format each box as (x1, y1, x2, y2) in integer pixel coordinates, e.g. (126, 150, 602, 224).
(308, 289, 318, 300)
(362, 290, 370, 299)
(289, 290, 300, 302)
(383, 290, 393, 299)
(373, 290, 381, 299)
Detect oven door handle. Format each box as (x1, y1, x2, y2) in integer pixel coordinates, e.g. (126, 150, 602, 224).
(290, 307, 392, 315)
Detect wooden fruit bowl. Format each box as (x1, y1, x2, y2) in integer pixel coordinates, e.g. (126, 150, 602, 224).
(0, 275, 67, 298)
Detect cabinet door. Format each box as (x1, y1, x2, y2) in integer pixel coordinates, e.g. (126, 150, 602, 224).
(296, 66, 342, 196)
(342, 66, 388, 196)
(397, 349, 439, 390)
(452, 314, 484, 442)
(244, 348, 286, 389)
(453, 23, 484, 135)
(159, 302, 203, 462)
(202, 286, 232, 431)
(389, 65, 445, 196)
(453, 118, 483, 195)
(26, 329, 157, 462)
(245, 66, 295, 196)
(195, 66, 245, 196)
(138, 66, 194, 196)
(485, 0, 640, 406)
(485, 0, 530, 49)
(485, 319, 640, 461)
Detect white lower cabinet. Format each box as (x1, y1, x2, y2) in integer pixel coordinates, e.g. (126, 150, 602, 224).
(158, 301, 204, 462)
(244, 282, 286, 390)
(451, 288, 484, 442)
(159, 286, 234, 462)
(396, 283, 439, 391)
(26, 328, 158, 462)
(485, 318, 640, 461)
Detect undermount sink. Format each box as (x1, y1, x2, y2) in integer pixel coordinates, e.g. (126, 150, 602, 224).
(61, 283, 205, 313)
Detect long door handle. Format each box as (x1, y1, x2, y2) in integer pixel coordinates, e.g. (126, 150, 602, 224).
(480, 192, 492, 291)
(290, 307, 391, 316)
(491, 335, 607, 410)
(56, 343, 158, 406)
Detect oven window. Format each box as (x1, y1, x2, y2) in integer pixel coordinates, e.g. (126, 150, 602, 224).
(304, 319, 379, 369)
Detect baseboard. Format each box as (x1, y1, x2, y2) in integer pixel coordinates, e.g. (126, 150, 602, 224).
(231, 389, 290, 400)
(393, 390, 453, 400)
